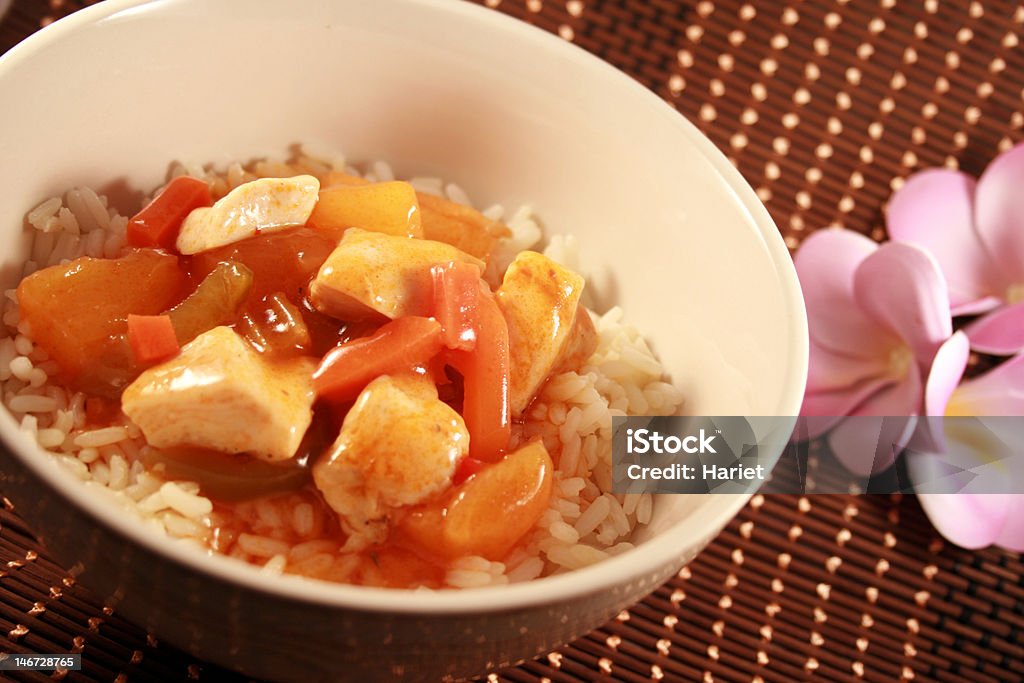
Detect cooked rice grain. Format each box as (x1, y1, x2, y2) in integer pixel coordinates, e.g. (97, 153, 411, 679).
(237, 533, 291, 558)
(574, 496, 611, 538)
(261, 554, 288, 575)
(289, 539, 338, 562)
(446, 569, 499, 589)
(73, 426, 128, 448)
(292, 503, 316, 537)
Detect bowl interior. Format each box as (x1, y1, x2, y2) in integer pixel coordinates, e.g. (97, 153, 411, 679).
(0, 0, 806, 609)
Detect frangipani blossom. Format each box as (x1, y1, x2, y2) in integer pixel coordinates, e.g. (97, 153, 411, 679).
(795, 229, 968, 475)
(907, 354, 1024, 551)
(888, 143, 1024, 354)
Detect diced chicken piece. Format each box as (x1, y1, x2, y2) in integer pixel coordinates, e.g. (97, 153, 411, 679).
(309, 228, 483, 320)
(176, 175, 320, 255)
(121, 326, 316, 461)
(312, 374, 468, 541)
(553, 306, 598, 374)
(496, 251, 597, 416)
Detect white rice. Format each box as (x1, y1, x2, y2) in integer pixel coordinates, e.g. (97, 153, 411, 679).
(289, 539, 337, 562)
(7, 394, 59, 413)
(74, 426, 128, 448)
(237, 534, 291, 558)
(160, 481, 213, 518)
(292, 503, 316, 537)
(261, 554, 288, 575)
(0, 146, 684, 588)
(573, 495, 611, 538)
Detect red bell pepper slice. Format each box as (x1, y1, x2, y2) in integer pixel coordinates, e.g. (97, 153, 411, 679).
(448, 286, 510, 462)
(126, 176, 212, 250)
(431, 261, 480, 351)
(126, 314, 180, 364)
(313, 316, 443, 402)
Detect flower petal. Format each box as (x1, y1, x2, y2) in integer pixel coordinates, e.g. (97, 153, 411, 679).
(853, 242, 952, 366)
(951, 296, 1003, 318)
(795, 229, 894, 359)
(887, 169, 1001, 311)
(993, 496, 1024, 551)
(974, 143, 1024, 285)
(915, 492, 1012, 550)
(908, 332, 972, 454)
(828, 370, 922, 476)
(800, 373, 896, 439)
(806, 339, 888, 394)
(947, 352, 1024, 416)
(963, 302, 1024, 355)
(925, 331, 970, 417)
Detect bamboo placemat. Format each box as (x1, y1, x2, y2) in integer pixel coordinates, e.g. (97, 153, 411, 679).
(1, 1, 1023, 681)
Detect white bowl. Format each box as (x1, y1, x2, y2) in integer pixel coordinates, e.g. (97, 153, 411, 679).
(0, 1, 807, 680)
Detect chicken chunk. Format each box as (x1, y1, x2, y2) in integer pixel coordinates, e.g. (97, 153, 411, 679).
(308, 228, 483, 320)
(176, 175, 320, 255)
(121, 326, 316, 461)
(553, 305, 598, 374)
(312, 373, 468, 542)
(496, 251, 596, 416)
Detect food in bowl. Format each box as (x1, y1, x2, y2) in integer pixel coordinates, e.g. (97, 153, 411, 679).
(1, 148, 682, 589)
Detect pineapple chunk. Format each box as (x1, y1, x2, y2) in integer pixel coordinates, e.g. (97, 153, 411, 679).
(309, 228, 482, 320)
(308, 181, 422, 238)
(417, 192, 510, 261)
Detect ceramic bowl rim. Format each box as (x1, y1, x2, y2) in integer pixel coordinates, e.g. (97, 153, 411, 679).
(0, 0, 808, 616)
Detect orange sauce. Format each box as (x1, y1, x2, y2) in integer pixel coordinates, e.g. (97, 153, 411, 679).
(184, 226, 351, 357)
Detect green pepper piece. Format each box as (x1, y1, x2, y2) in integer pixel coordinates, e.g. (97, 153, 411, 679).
(166, 260, 254, 344)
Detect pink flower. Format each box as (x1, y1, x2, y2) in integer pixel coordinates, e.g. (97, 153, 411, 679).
(799, 147, 1024, 551)
(795, 229, 969, 475)
(888, 143, 1024, 354)
(907, 354, 1024, 551)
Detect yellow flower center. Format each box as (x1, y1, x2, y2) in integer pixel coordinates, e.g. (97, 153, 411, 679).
(944, 389, 972, 417)
(886, 345, 914, 380)
(942, 388, 1003, 462)
(1006, 283, 1024, 305)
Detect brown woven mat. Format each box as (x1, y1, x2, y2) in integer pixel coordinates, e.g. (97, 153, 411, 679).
(2, 1, 1023, 681)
